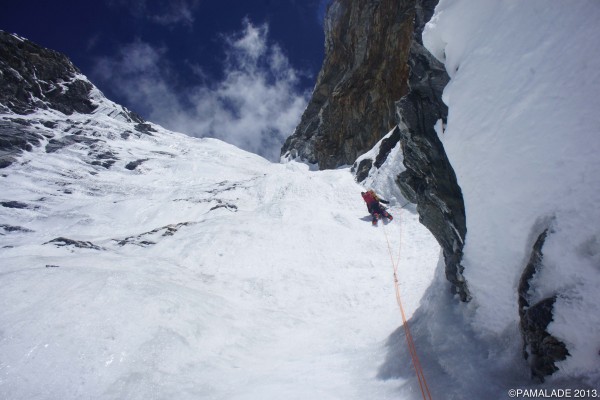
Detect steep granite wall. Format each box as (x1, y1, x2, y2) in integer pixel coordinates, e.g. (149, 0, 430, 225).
(281, 0, 415, 169)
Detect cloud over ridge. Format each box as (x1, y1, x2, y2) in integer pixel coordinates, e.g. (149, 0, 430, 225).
(93, 19, 309, 161)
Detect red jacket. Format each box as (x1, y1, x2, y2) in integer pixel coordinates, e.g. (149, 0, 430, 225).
(361, 191, 378, 207)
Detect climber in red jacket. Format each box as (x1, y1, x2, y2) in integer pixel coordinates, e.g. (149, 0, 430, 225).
(361, 189, 393, 225)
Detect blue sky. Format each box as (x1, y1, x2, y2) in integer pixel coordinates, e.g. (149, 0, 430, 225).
(1, 0, 332, 160)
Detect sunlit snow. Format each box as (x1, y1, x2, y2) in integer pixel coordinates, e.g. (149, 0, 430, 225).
(0, 92, 439, 399)
(2, 0, 600, 397)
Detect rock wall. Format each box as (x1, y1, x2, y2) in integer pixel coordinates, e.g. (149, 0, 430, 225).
(346, 0, 468, 301)
(281, 0, 415, 169)
(395, 39, 469, 301)
(0, 31, 146, 168)
(0, 31, 96, 116)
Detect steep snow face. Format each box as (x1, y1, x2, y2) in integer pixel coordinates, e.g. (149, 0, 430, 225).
(0, 88, 440, 398)
(424, 0, 600, 383)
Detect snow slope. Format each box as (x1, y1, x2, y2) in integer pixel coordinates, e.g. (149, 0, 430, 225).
(424, 0, 600, 385)
(0, 91, 439, 399)
(5, 1, 598, 394)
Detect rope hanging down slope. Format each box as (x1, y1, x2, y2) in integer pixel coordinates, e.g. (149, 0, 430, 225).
(382, 211, 433, 400)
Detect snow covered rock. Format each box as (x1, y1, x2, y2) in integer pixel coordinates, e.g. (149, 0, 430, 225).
(424, 0, 600, 383)
(0, 30, 96, 116)
(518, 229, 569, 381)
(352, 126, 401, 183)
(0, 30, 147, 169)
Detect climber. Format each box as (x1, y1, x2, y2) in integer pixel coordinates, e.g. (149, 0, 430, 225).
(361, 189, 393, 226)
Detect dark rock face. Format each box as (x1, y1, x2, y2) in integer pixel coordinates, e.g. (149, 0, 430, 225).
(374, 126, 402, 169)
(309, 0, 466, 300)
(281, 0, 415, 169)
(395, 39, 469, 301)
(374, 0, 469, 301)
(413, 0, 439, 45)
(351, 0, 442, 182)
(115, 222, 194, 247)
(1, 224, 34, 233)
(0, 31, 100, 168)
(518, 229, 569, 381)
(44, 237, 104, 251)
(0, 31, 96, 116)
(0, 119, 45, 168)
(125, 159, 149, 171)
(352, 126, 401, 181)
(354, 158, 373, 182)
(45, 135, 100, 153)
(1, 200, 31, 209)
(0, 32, 156, 169)
(135, 123, 157, 135)
(88, 147, 119, 169)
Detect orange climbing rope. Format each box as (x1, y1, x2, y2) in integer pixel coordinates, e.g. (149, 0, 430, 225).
(382, 210, 433, 400)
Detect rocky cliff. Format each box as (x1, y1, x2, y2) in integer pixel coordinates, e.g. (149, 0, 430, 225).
(0, 31, 148, 168)
(343, 0, 468, 301)
(0, 31, 96, 116)
(394, 40, 468, 301)
(281, 0, 415, 169)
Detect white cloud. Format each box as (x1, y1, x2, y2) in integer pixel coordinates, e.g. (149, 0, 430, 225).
(150, 0, 197, 28)
(227, 20, 268, 62)
(106, 0, 199, 29)
(92, 20, 309, 161)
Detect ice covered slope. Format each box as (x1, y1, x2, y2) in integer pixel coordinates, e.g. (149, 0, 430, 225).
(0, 90, 439, 398)
(424, 0, 600, 383)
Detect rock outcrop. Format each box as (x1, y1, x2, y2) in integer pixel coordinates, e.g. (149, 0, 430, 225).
(281, 0, 415, 169)
(518, 229, 569, 381)
(395, 39, 468, 301)
(0, 31, 148, 169)
(0, 31, 96, 116)
(346, 0, 468, 301)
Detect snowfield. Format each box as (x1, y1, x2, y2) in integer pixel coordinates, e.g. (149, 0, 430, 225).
(2, 0, 600, 397)
(0, 98, 439, 399)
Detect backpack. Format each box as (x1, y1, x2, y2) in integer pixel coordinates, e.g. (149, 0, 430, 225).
(361, 191, 378, 206)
